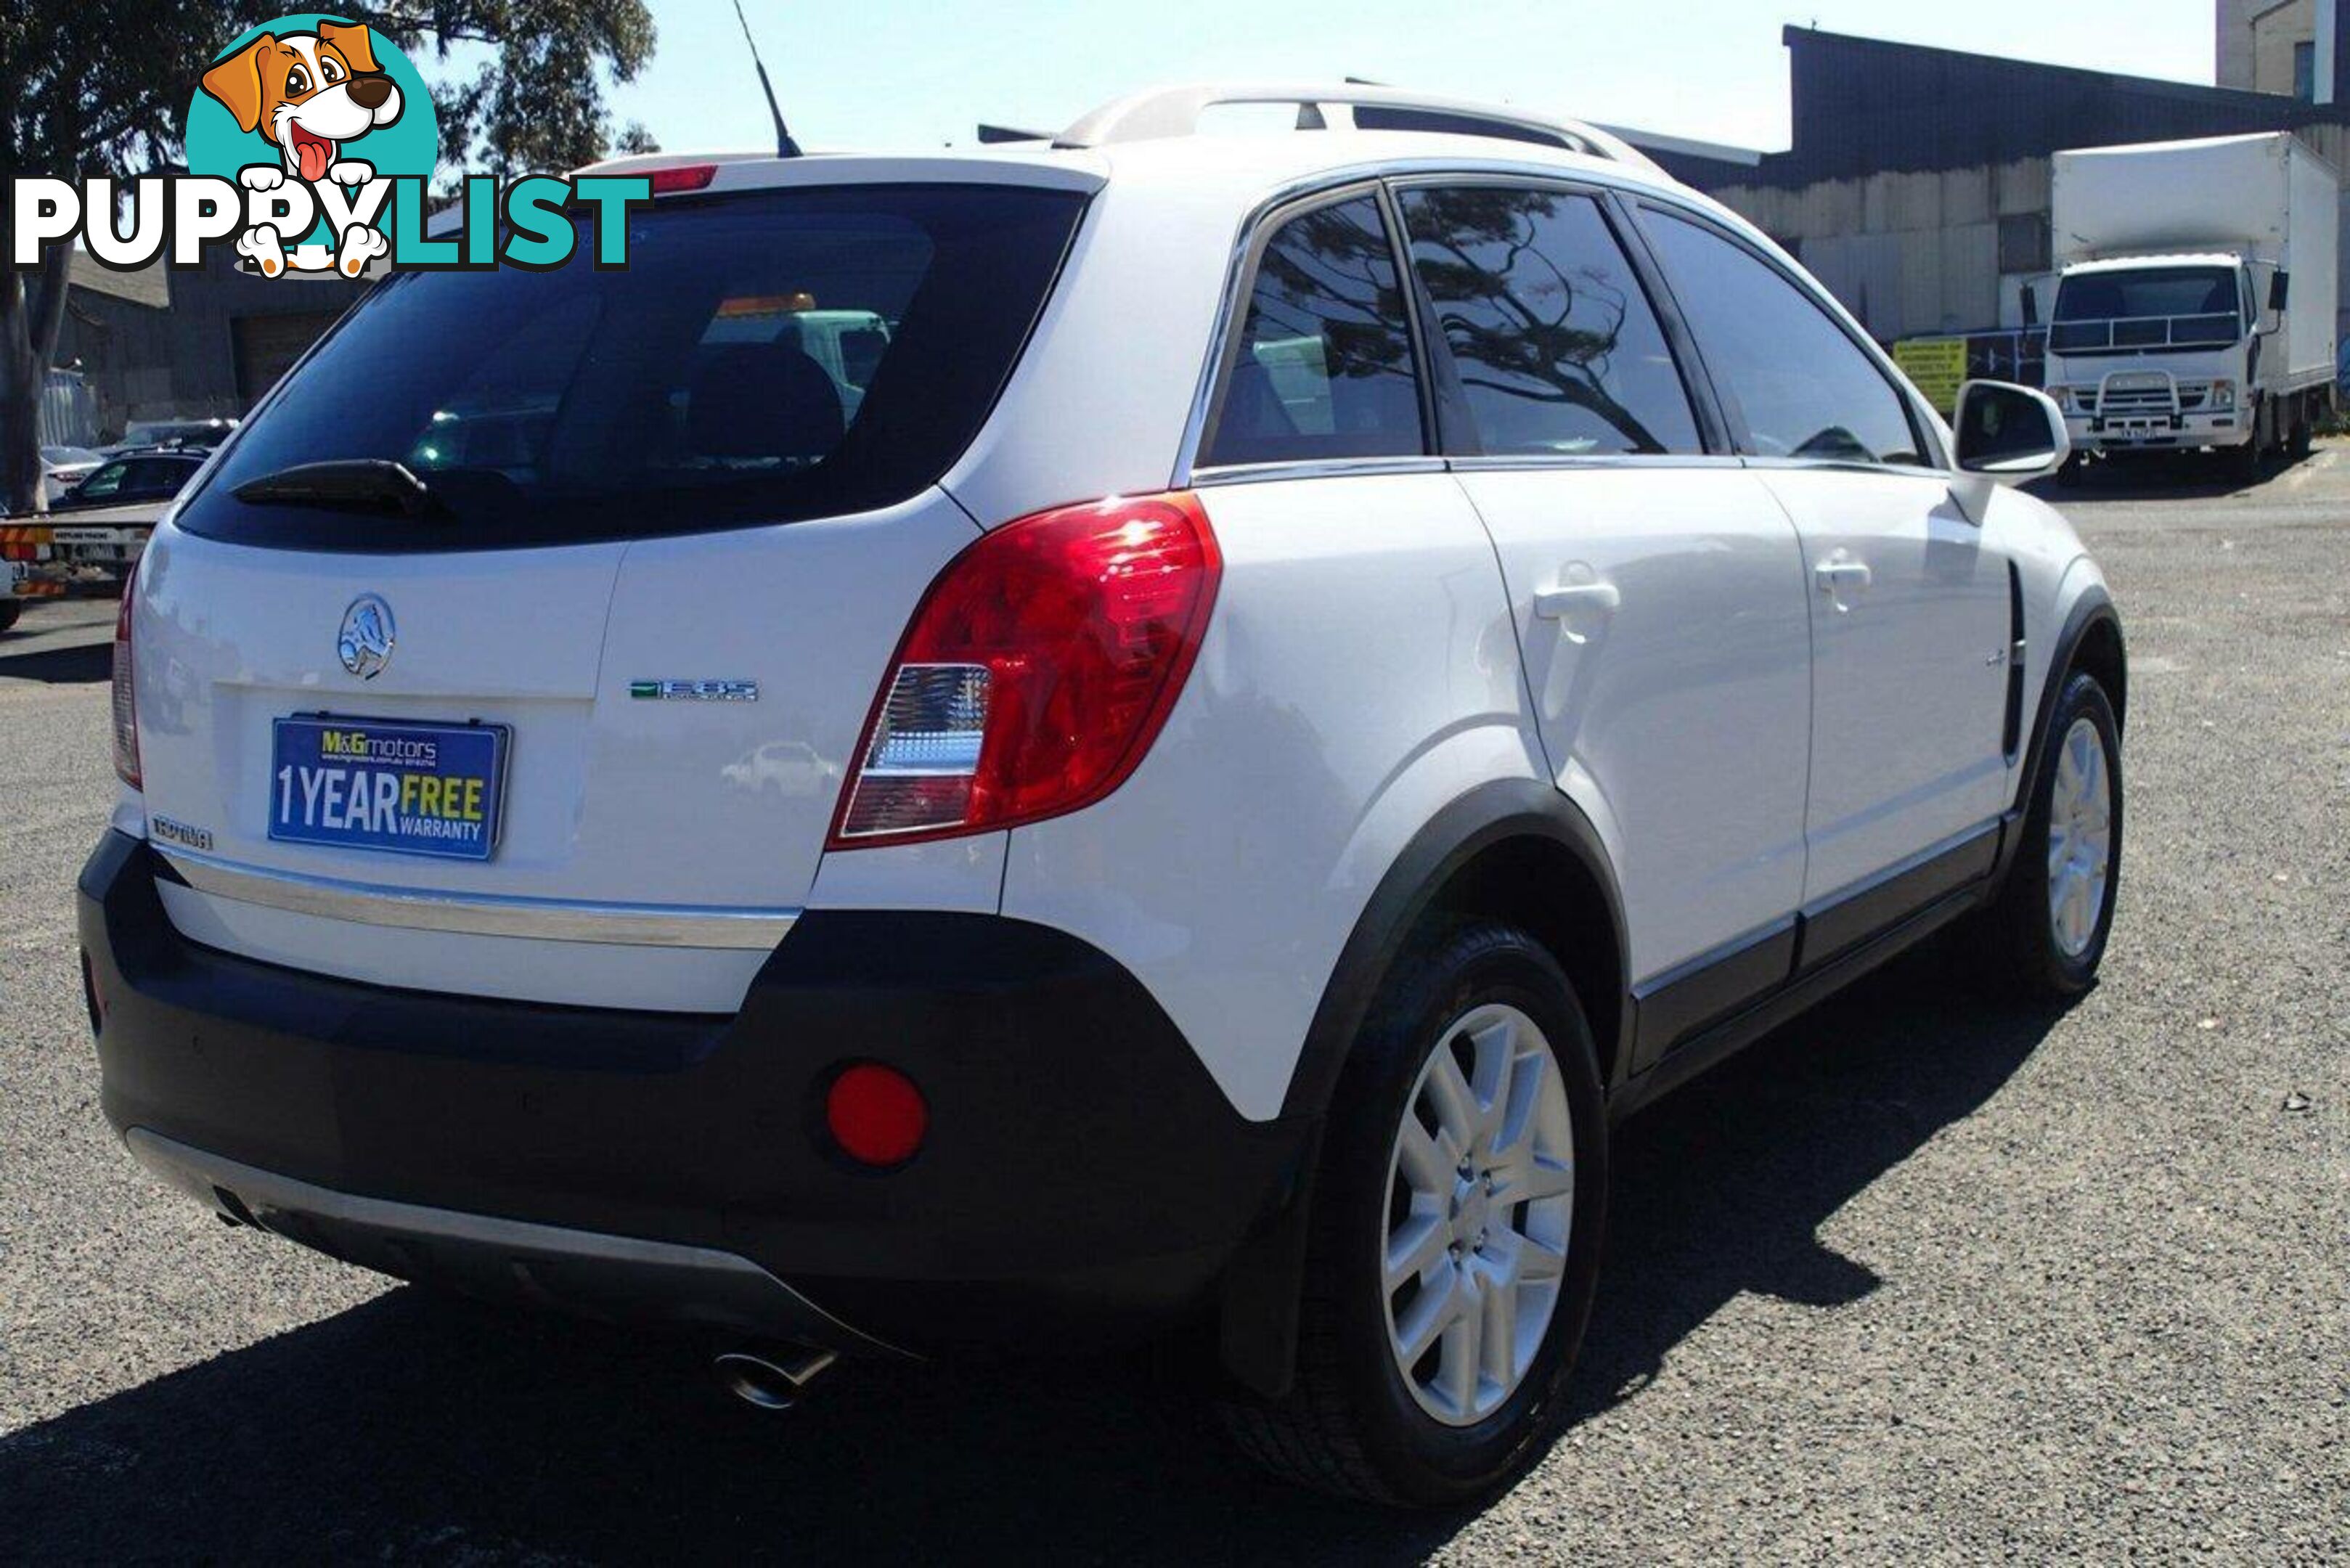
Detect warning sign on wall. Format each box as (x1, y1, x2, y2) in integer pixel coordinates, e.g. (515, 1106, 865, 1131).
(1892, 338, 1969, 416)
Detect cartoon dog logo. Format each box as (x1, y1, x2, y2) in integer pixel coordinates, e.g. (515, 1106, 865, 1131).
(200, 21, 402, 277)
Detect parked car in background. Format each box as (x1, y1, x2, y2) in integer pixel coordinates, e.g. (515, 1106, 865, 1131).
(52, 450, 209, 513)
(81, 84, 2125, 1506)
(41, 446, 105, 505)
(104, 418, 237, 456)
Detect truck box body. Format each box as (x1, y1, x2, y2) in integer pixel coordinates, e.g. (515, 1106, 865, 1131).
(2052, 134, 2338, 392)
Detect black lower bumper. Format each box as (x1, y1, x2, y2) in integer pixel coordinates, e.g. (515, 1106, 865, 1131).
(78, 831, 1315, 1359)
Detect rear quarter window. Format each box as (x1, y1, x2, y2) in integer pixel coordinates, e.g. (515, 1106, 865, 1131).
(1201, 195, 1426, 467)
(176, 184, 1086, 552)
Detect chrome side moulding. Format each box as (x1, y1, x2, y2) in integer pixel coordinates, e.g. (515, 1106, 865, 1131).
(1189, 456, 1451, 488)
(154, 846, 799, 950)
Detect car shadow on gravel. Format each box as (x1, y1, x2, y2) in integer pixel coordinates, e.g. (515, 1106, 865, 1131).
(0, 637, 110, 685)
(1, 940, 2071, 1563)
(2024, 444, 2327, 501)
(1570, 939, 2070, 1426)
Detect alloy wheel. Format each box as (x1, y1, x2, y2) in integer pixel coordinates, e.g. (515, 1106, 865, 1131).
(2047, 714, 2114, 958)
(1381, 1003, 1575, 1426)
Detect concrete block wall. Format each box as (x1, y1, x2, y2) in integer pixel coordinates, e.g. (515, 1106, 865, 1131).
(1711, 160, 2052, 341)
(1714, 135, 2350, 352)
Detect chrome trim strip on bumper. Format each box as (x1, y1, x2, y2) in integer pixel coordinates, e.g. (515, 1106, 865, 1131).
(154, 846, 799, 950)
(124, 1128, 907, 1357)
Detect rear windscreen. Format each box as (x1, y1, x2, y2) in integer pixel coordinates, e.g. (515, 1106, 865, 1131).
(176, 184, 1085, 551)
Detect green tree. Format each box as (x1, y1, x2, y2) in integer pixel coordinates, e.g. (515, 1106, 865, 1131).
(393, 0, 657, 189)
(0, 0, 654, 513)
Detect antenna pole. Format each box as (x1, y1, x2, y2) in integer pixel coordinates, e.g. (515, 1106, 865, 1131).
(730, 0, 801, 158)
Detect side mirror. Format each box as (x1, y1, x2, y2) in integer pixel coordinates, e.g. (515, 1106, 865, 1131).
(1954, 380, 2070, 495)
(2269, 270, 2291, 313)
(2020, 284, 2040, 327)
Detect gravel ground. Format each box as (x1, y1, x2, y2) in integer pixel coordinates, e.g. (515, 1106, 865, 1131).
(2, 456, 2344, 1562)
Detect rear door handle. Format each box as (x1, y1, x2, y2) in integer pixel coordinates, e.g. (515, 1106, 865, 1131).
(1814, 559, 1872, 592)
(1533, 582, 1622, 618)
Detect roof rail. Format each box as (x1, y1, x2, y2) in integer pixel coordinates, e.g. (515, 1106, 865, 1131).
(1053, 82, 1665, 176)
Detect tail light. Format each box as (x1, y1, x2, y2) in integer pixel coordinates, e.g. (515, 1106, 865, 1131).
(111, 564, 140, 789)
(828, 491, 1220, 846)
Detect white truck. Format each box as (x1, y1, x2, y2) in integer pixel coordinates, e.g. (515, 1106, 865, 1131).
(2039, 133, 2339, 480)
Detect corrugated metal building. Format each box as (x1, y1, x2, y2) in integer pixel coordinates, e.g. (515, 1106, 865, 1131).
(1643, 23, 2350, 348)
(50, 250, 370, 442)
(56, 256, 174, 441)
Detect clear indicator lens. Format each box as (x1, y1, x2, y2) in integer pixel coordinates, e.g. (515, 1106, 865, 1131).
(863, 663, 990, 775)
(841, 663, 990, 836)
(840, 774, 974, 838)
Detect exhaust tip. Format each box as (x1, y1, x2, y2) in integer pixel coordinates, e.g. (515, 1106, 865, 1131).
(714, 1344, 837, 1410)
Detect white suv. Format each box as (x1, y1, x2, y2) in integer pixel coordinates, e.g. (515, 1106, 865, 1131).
(78, 85, 2124, 1504)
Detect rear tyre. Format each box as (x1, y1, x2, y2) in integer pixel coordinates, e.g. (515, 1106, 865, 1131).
(0, 601, 17, 634)
(1218, 921, 1607, 1505)
(1984, 671, 2122, 997)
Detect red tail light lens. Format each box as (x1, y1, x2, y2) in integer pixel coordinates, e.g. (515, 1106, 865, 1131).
(111, 563, 140, 789)
(829, 491, 1221, 846)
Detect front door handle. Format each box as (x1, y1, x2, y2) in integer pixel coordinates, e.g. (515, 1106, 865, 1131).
(1533, 581, 1622, 619)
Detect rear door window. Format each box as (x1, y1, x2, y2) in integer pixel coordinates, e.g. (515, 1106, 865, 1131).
(1398, 185, 1701, 457)
(177, 184, 1086, 551)
(1202, 195, 1425, 467)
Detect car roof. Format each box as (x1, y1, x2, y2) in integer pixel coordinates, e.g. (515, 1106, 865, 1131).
(1094, 127, 1690, 205)
(572, 131, 1735, 269)
(576, 83, 1710, 224)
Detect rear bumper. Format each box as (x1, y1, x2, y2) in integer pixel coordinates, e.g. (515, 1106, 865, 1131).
(78, 830, 1313, 1357)
(125, 1127, 892, 1352)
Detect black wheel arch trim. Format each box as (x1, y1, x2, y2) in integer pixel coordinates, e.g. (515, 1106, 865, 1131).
(1217, 776, 1628, 1401)
(1995, 585, 2125, 887)
(1277, 775, 1631, 1123)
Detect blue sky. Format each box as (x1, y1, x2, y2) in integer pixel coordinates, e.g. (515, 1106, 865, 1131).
(605, 1, 2220, 157)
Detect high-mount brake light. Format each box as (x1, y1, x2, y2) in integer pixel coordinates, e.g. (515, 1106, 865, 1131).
(648, 163, 719, 195)
(828, 491, 1221, 847)
(111, 560, 140, 789)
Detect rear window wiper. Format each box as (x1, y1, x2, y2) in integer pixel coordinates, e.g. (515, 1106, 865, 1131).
(233, 460, 445, 519)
